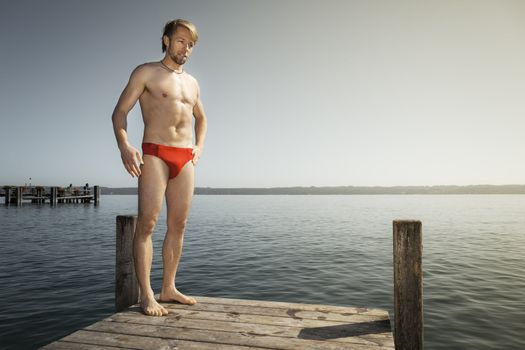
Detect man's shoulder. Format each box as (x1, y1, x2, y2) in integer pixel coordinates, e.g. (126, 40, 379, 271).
(133, 62, 161, 74)
(129, 62, 163, 84)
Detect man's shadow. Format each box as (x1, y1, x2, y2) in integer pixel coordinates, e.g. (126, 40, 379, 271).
(298, 319, 391, 340)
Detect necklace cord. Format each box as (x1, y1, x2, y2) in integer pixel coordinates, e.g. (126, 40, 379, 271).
(160, 60, 183, 74)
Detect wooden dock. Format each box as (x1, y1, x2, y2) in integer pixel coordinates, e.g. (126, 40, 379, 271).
(42, 296, 394, 350)
(41, 218, 423, 350)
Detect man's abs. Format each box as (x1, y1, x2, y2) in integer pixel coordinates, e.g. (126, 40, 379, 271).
(142, 122, 193, 148)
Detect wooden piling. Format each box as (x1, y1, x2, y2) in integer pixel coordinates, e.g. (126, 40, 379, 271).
(94, 185, 100, 205)
(115, 215, 139, 312)
(15, 187, 22, 206)
(393, 220, 423, 350)
(50, 187, 58, 206)
(37, 187, 43, 204)
(4, 186, 11, 205)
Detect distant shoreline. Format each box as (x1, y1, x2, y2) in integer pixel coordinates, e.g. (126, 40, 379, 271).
(100, 185, 525, 195)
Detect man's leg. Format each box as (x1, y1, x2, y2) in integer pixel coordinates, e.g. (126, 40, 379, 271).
(159, 161, 197, 305)
(135, 155, 169, 316)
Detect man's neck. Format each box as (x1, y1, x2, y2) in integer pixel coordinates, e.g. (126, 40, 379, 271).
(161, 58, 183, 73)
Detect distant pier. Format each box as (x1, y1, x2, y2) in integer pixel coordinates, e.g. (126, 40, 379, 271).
(2, 185, 100, 206)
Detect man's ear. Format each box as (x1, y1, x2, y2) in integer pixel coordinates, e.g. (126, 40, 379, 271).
(162, 35, 170, 49)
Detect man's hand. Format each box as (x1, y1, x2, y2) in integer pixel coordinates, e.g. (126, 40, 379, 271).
(192, 145, 202, 165)
(120, 144, 143, 177)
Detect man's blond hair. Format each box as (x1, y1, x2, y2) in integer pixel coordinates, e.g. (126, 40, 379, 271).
(162, 19, 198, 52)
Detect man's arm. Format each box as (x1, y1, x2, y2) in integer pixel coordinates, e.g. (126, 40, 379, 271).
(111, 65, 147, 177)
(191, 82, 208, 165)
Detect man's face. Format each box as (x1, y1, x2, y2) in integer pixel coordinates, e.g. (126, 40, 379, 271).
(166, 26, 195, 65)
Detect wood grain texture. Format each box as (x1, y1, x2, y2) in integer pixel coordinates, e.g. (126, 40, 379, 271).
(393, 220, 423, 350)
(115, 215, 139, 312)
(43, 296, 394, 349)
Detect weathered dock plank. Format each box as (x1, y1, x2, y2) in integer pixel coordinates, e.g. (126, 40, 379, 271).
(42, 296, 394, 350)
(41, 341, 126, 350)
(106, 311, 393, 346)
(46, 330, 271, 349)
(194, 296, 388, 316)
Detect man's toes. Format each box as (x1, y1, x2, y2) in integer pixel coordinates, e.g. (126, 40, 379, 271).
(145, 306, 161, 316)
(162, 307, 169, 316)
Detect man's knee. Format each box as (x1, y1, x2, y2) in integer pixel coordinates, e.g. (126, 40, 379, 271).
(136, 215, 159, 236)
(167, 217, 188, 234)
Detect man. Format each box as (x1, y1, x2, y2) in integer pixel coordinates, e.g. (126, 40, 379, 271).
(112, 19, 207, 317)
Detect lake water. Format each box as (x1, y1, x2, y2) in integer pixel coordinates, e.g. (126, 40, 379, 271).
(1, 195, 524, 349)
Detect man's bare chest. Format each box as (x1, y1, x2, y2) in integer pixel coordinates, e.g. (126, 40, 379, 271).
(144, 75, 197, 105)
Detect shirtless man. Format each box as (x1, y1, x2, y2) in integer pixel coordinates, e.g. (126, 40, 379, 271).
(111, 19, 207, 316)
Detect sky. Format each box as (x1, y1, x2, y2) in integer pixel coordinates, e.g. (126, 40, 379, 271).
(1, 0, 524, 188)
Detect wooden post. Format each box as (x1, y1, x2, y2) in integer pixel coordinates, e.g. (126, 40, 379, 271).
(115, 215, 139, 312)
(36, 187, 42, 204)
(15, 187, 22, 206)
(393, 220, 423, 350)
(94, 185, 100, 205)
(50, 187, 58, 206)
(4, 186, 11, 206)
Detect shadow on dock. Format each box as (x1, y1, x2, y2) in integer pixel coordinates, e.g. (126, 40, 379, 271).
(298, 319, 392, 340)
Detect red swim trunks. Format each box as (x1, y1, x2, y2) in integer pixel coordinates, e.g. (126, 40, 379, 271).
(141, 142, 194, 179)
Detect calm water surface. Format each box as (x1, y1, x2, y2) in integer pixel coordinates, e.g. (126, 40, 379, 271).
(1, 195, 524, 349)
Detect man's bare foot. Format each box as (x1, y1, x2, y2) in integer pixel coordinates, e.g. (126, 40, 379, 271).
(140, 294, 168, 316)
(159, 286, 197, 305)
